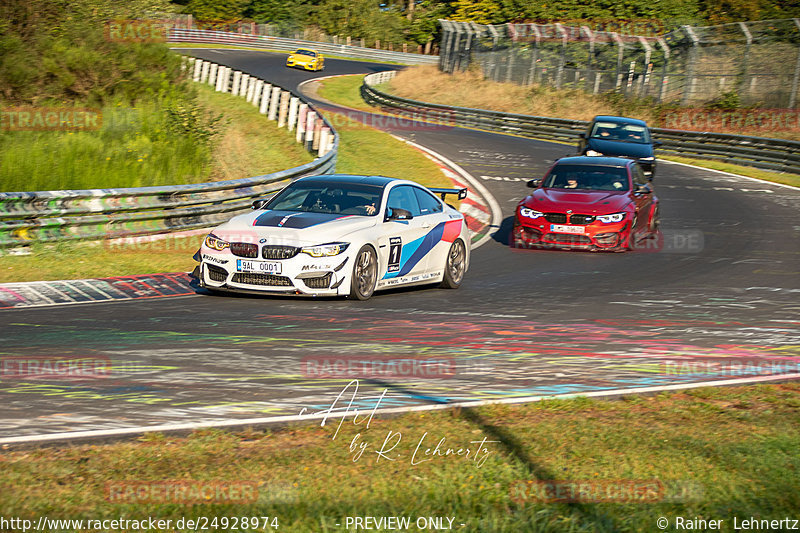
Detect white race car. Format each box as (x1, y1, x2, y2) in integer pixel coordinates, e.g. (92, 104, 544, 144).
(193, 175, 471, 300)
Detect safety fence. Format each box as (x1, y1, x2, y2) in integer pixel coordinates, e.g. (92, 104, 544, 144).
(168, 28, 438, 66)
(439, 18, 800, 108)
(362, 71, 800, 174)
(0, 58, 338, 248)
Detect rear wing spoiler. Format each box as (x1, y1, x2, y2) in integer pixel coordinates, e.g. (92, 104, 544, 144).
(429, 187, 468, 200)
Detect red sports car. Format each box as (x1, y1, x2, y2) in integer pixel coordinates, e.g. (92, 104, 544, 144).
(512, 156, 659, 251)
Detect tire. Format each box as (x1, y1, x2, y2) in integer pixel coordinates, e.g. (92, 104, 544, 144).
(622, 215, 638, 251)
(648, 205, 660, 234)
(349, 245, 378, 300)
(440, 239, 467, 289)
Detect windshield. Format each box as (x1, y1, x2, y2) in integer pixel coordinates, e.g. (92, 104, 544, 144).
(294, 49, 316, 57)
(543, 165, 630, 191)
(590, 121, 650, 144)
(265, 181, 383, 216)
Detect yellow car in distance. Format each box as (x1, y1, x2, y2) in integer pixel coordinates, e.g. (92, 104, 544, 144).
(286, 48, 325, 71)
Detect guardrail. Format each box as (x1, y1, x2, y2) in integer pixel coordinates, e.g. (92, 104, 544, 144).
(0, 58, 338, 248)
(168, 28, 439, 66)
(362, 71, 800, 175)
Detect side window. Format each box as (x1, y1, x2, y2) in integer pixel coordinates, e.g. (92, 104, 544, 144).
(632, 164, 647, 186)
(386, 185, 421, 217)
(413, 187, 443, 215)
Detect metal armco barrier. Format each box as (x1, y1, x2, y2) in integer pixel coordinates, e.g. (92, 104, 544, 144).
(362, 72, 800, 175)
(0, 58, 338, 248)
(169, 28, 439, 66)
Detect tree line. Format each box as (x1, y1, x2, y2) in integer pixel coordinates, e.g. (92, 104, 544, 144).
(173, 0, 800, 48)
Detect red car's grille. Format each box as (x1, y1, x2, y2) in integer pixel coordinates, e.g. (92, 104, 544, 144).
(544, 213, 567, 224)
(543, 234, 592, 245)
(568, 214, 596, 225)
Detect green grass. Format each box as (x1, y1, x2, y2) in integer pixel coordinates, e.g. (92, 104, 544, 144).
(0, 103, 211, 192)
(3, 384, 799, 531)
(311, 75, 375, 112)
(0, 84, 312, 192)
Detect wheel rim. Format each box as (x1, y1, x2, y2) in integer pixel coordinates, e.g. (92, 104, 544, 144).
(447, 241, 466, 284)
(354, 249, 376, 296)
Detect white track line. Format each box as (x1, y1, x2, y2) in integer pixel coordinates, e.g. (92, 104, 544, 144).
(660, 159, 799, 190)
(4, 373, 798, 446)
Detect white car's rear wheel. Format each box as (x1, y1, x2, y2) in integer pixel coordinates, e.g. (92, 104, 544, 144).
(440, 239, 466, 289)
(349, 245, 378, 300)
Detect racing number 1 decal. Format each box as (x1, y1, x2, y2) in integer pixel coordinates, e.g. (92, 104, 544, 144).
(388, 237, 402, 272)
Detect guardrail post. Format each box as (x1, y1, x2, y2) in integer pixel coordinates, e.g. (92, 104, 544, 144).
(246, 77, 256, 103)
(312, 118, 323, 151)
(259, 84, 271, 114)
(232, 71, 242, 95)
(318, 127, 330, 155)
(297, 104, 308, 142)
(268, 87, 281, 121)
(239, 74, 250, 97)
(200, 61, 210, 83)
(288, 97, 299, 131)
(305, 111, 317, 150)
(208, 63, 218, 87)
(278, 91, 290, 127)
(192, 59, 202, 82)
(215, 66, 226, 92)
(252, 80, 264, 106)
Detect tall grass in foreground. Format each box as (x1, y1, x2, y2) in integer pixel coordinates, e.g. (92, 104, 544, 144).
(0, 102, 213, 192)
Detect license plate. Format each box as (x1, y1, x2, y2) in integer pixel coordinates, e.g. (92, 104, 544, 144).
(550, 224, 585, 234)
(236, 260, 282, 274)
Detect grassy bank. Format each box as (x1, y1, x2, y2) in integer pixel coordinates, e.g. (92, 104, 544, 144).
(3, 383, 799, 531)
(0, 83, 312, 192)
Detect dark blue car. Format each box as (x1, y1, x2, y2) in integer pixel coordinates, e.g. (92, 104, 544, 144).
(577, 116, 660, 178)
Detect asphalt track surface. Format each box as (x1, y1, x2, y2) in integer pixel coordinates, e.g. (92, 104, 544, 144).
(1, 49, 798, 442)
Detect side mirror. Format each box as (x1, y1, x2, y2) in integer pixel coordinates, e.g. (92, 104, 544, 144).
(578, 132, 586, 139)
(252, 199, 269, 210)
(386, 207, 413, 221)
(635, 185, 653, 195)
(652, 140, 662, 147)
(527, 179, 542, 188)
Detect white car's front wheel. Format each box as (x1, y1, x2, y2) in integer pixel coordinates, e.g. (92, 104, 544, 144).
(349, 245, 378, 300)
(440, 239, 466, 289)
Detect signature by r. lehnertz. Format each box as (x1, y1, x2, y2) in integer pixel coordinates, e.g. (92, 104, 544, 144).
(299, 380, 498, 468)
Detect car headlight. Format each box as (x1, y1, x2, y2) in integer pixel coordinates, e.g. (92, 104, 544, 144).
(586, 149, 603, 156)
(596, 212, 626, 223)
(205, 234, 229, 251)
(639, 156, 655, 161)
(519, 207, 544, 219)
(301, 242, 350, 257)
